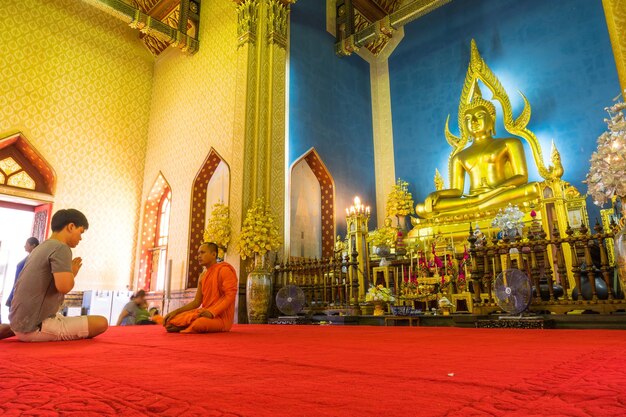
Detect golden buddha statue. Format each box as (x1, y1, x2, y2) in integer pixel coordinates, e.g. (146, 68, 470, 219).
(416, 89, 541, 218)
(414, 39, 565, 220)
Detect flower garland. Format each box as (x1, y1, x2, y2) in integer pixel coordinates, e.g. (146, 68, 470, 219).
(367, 226, 397, 248)
(203, 202, 231, 257)
(365, 285, 395, 303)
(385, 178, 414, 217)
(585, 91, 626, 206)
(238, 198, 282, 260)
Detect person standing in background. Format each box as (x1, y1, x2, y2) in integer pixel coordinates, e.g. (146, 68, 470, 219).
(5, 237, 39, 308)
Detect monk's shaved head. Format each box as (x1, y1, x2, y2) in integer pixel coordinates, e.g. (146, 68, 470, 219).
(202, 242, 218, 255)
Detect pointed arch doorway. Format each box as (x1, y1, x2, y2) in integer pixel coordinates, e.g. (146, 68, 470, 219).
(187, 149, 230, 288)
(0, 132, 56, 241)
(0, 133, 56, 320)
(289, 148, 335, 259)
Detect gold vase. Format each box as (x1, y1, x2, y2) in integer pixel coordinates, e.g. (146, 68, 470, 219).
(246, 253, 272, 324)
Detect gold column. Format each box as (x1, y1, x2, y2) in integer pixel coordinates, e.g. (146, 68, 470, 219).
(603, 0, 626, 91)
(232, 0, 293, 322)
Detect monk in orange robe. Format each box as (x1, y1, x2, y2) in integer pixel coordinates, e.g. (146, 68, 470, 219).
(163, 242, 238, 333)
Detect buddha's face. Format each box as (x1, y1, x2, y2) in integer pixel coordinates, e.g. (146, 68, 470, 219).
(464, 106, 494, 139)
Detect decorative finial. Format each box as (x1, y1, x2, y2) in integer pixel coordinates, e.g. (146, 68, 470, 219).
(434, 169, 445, 191)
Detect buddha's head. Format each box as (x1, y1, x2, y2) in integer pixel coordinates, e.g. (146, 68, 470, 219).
(384, 217, 393, 227)
(462, 86, 496, 141)
(463, 100, 496, 141)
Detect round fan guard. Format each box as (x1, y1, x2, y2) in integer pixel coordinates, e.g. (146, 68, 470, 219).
(493, 268, 532, 315)
(276, 285, 305, 316)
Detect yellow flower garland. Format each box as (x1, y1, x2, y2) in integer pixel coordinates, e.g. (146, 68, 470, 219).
(385, 178, 414, 217)
(204, 202, 231, 257)
(238, 198, 282, 260)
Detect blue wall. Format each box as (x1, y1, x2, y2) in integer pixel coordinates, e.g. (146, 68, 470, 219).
(289, 0, 376, 234)
(389, 0, 620, 222)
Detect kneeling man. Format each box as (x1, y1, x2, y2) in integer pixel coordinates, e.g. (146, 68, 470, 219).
(164, 242, 238, 333)
(7, 209, 108, 342)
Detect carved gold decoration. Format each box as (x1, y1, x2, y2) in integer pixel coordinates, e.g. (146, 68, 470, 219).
(434, 168, 444, 191)
(353, 8, 390, 56)
(132, 0, 160, 12)
(267, 0, 289, 47)
(236, 0, 259, 47)
(336, 0, 450, 56)
(81, 0, 199, 55)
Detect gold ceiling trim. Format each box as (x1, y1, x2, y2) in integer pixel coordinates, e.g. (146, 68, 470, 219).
(80, 0, 199, 54)
(336, 0, 451, 56)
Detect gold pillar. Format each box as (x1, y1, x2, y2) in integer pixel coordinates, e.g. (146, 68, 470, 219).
(232, 0, 293, 322)
(603, 0, 626, 91)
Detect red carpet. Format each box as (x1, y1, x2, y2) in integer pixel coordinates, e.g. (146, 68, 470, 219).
(1, 325, 625, 416)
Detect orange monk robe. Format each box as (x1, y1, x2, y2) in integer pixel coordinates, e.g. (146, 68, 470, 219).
(168, 262, 238, 333)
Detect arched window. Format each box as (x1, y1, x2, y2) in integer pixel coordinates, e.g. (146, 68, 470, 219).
(289, 148, 335, 259)
(137, 173, 171, 291)
(187, 149, 229, 288)
(152, 190, 172, 291)
(157, 191, 171, 247)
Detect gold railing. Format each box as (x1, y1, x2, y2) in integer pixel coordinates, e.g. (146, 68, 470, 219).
(272, 221, 625, 317)
(466, 221, 625, 314)
(272, 252, 362, 315)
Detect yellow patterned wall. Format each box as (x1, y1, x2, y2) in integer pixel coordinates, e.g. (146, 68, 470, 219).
(140, 0, 238, 290)
(0, 0, 154, 290)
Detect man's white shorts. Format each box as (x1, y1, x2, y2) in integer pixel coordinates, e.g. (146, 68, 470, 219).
(14, 313, 89, 342)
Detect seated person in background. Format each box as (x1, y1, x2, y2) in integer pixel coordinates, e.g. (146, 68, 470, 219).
(3, 209, 108, 342)
(163, 242, 238, 334)
(149, 307, 164, 325)
(135, 301, 156, 325)
(6, 237, 40, 308)
(116, 290, 147, 326)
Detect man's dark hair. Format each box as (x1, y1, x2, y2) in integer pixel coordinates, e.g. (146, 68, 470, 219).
(203, 242, 219, 255)
(131, 289, 146, 300)
(26, 237, 39, 246)
(50, 209, 89, 232)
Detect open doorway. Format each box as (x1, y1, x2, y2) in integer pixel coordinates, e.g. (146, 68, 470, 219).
(0, 133, 56, 322)
(0, 202, 36, 322)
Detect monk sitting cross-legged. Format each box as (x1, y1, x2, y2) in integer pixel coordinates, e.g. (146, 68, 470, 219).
(163, 242, 238, 334)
